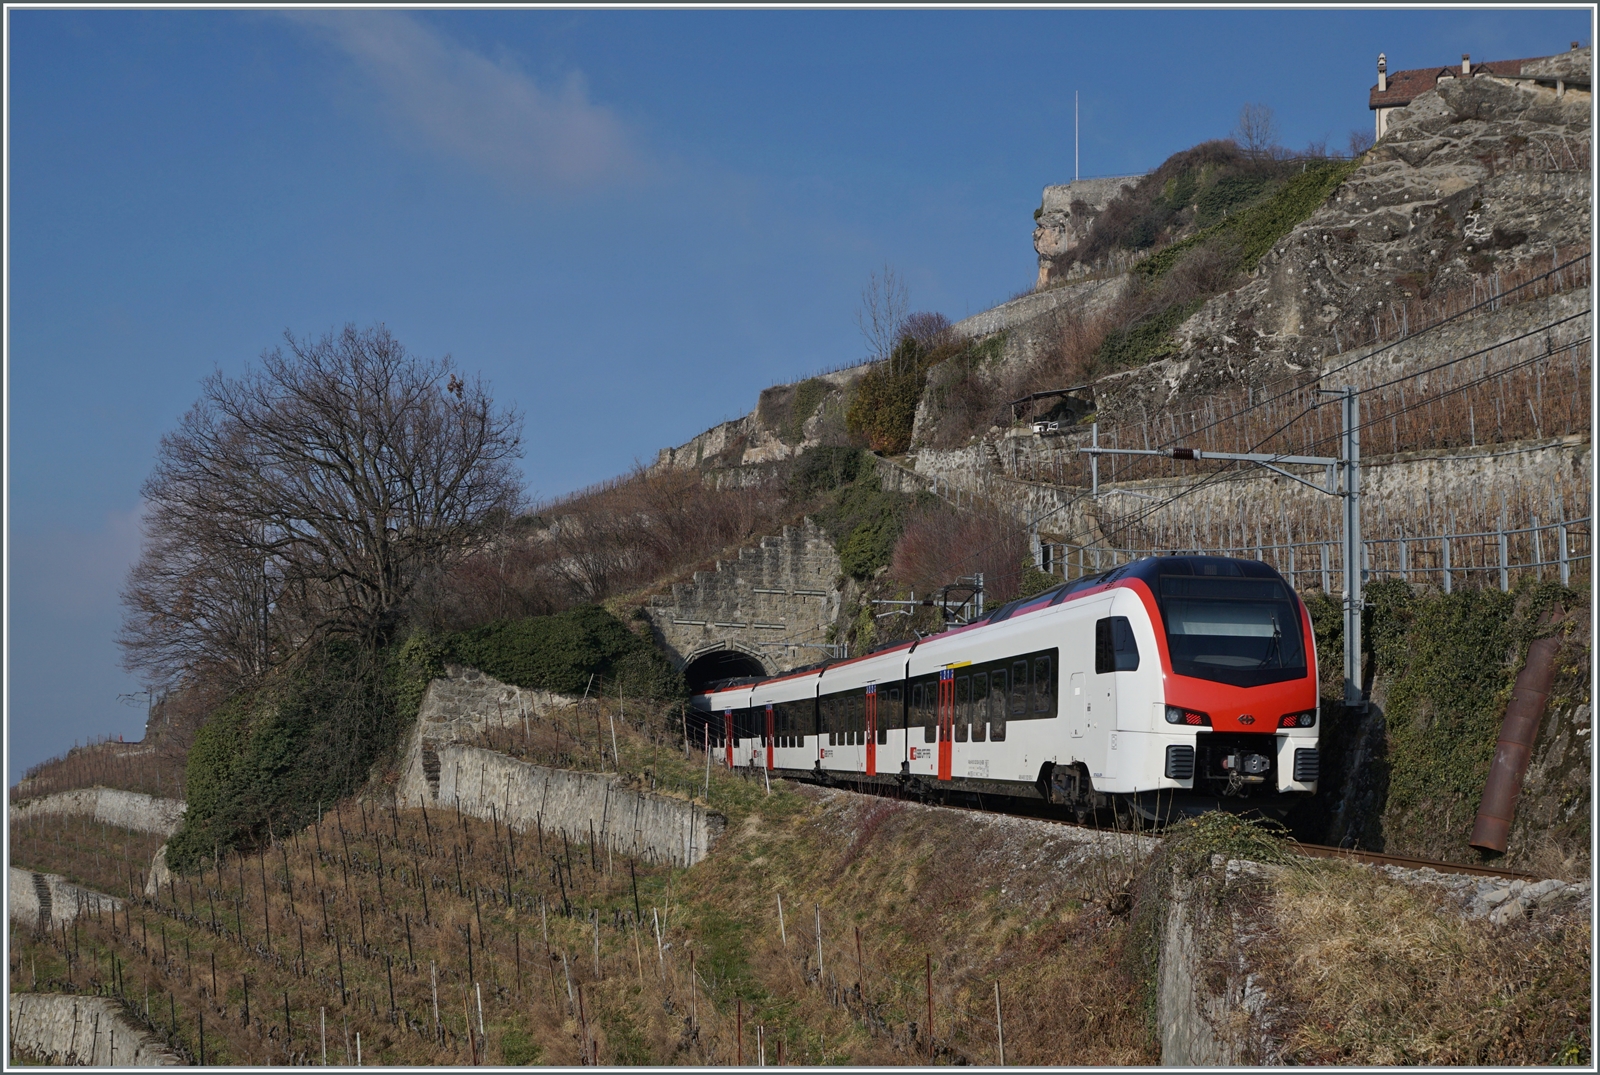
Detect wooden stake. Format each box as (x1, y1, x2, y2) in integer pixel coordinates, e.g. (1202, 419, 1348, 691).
(815, 905, 823, 979)
(926, 953, 934, 1063)
(632, 916, 645, 984)
(995, 980, 1005, 1066)
(855, 925, 864, 994)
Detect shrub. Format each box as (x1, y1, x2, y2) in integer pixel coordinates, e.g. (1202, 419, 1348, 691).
(787, 445, 867, 498)
(808, 458, 933, 581)
(918, 334, 1016, 448)
(170, 604, 688, 869)
(845, 337, 930, 454)
(1071, 140, 1246, 267)
(759, 377, 832, 445)
(446, 605, 684, 701)
(474, 466, 795, 619)
(889, 502, 1029, 602)
(830, 482, 915, 580)
(168, 636, 429, 871)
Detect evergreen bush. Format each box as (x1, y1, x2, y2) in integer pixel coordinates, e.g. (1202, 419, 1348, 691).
(446, 605, 684, 701)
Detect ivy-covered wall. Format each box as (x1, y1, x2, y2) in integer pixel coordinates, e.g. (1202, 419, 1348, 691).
(1297, 581, 1588, 874)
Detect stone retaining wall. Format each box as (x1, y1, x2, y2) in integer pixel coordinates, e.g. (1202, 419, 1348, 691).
(397, 667, 725, 867)
(900, 433, 1588, 555)
(415, 743, 723, 867)
(9, 866, 123, 930)
(8, 993, 180, 1066)
(10, 788, 185, 837)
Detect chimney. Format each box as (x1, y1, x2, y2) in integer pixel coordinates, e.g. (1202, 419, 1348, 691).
(1573, 42, 1582, 51)
(1462, 53, 1471, 76)
(1377, 53, 1387, 92)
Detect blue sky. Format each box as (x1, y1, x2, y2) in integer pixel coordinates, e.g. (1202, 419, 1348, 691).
(6, 7, 1590, 780)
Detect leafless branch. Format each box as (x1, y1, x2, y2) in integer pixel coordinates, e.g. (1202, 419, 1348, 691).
(121, 324, 524, 686)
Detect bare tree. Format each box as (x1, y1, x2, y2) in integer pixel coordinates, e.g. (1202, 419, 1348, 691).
(121, 324, 524, 686)
(855, 264, 909, 367)
(1234, 103, 1279, 160)
(901, 311, 954, 349)
(1347, 127, 1375, 157)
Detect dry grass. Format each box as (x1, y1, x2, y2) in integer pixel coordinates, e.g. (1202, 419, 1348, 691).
(1255, 862, 1590, 1065)
(677, 787, 1160, 1066)
(10, 816, 168, 897)
(11, 739, 189, 805)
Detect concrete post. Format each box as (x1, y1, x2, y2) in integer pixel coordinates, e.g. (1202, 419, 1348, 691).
(1341, 387, 1364, 708)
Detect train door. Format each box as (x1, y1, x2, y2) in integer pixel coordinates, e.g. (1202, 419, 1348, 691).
(937, 669, 955, 781)
(1068, 673, 1087, 739)
(724, 710, 734, 768)
(1090, 668, 1119, 782)
(865, 684, 878, 776)
(765, 705, 775, 770)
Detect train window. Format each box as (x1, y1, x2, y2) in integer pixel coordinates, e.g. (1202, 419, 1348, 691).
(1095, 617, 1141, 673)
(955, 676, 970, 742)
(882, 687, 897, 743)
(990, 669, 1008, 740)
(1011, 661, 1028, 716)
(912, 680, 932, 743)
(971, 674, 987, 742)
(1033, 656, 1054, 714)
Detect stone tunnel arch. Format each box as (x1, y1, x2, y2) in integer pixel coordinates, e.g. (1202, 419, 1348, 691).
(681, 642, 774, 693)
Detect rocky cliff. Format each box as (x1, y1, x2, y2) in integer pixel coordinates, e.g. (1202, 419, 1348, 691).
(1099, 50, 1590, 421)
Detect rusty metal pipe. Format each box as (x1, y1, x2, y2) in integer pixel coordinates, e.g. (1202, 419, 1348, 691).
(1469, 625, 1563, 853)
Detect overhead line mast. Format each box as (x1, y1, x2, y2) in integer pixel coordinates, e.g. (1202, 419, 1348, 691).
(1082, 386, 1365, 709)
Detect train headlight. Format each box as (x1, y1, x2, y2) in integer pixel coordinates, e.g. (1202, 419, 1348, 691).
(1165, 705, 1212, 727)
(1278, 710, 1317, 729)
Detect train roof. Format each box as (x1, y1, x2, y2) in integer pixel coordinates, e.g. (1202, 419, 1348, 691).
(690, 555, 1291, 699)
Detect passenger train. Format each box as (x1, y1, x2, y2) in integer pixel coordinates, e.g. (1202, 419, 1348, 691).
(689, 555, 1320, 819)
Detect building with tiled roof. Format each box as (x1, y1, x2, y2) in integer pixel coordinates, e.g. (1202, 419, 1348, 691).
(1369, 43, 1591, 141)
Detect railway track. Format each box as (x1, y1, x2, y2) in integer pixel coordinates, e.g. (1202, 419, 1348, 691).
(805, 772, 1544, 883)
(1288, 842, 1540, 882)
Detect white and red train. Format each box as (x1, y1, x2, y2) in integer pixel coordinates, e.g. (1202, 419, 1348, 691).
(690, 555, 1320, 818)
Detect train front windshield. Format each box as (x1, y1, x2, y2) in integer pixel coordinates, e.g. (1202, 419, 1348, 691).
(1157, 576, 1307, 687)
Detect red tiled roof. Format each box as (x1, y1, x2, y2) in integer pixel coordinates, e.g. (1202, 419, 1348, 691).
(1369, 56, 1547, 109)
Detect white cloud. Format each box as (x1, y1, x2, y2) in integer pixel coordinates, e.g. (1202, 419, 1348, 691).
(292, 12, 641, 189)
